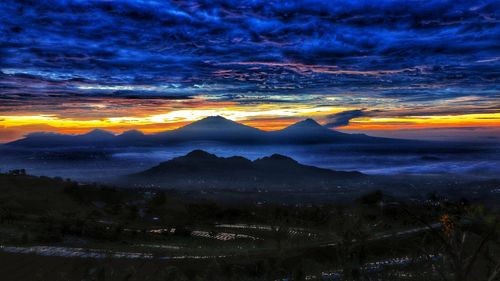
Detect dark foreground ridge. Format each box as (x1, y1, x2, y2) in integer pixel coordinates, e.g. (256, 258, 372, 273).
(125, 149, 363, 189)
(0, 170, 499, 281)
(6, 116, 402, 147)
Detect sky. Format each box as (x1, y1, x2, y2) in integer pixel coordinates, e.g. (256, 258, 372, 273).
(0, 0, 499, 142)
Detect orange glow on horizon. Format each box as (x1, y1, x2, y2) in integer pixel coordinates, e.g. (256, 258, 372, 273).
(1, 110, 499, 142)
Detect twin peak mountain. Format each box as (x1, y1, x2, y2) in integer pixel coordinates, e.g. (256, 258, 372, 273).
(126, 149, 364, 189)
(8, 116, 393, 147)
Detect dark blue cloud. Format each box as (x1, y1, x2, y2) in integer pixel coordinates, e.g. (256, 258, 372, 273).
(0, 0, 498, 108)
(325, 110, 368, 128)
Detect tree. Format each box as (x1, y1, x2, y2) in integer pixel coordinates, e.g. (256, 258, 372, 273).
(403, 202, 500, 281)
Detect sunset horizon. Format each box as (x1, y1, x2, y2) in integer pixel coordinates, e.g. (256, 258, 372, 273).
(0, 1, 499, 280)
(2, 113, 500, 143)
(1, 1, 499, 143)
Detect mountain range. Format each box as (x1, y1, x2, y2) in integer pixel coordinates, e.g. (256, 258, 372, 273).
(124, 149, 364, 189)
(6, 116, 400, 147)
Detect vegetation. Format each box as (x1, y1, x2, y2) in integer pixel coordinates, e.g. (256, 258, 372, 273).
(0, 171, 498, 281)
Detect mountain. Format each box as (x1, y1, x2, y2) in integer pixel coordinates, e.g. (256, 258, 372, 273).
(79, 129, 115, 141)
(6, 116, 404, 147)
(270, 118, 381, 144)
(7, 132, 75, 147)
(7, 129, 117, 148)
(115, 130, 152, 146)
(125, 150, 363, 189)
(155, 115, 266, 143)
(118, 130, 145, 139)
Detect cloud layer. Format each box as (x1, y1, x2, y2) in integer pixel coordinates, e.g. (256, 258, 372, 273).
(0, 0, 499, 141)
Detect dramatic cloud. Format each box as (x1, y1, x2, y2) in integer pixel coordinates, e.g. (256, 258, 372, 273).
(325, 110, 368, 128)
(0, 0, 499, 141)
(1, 0, 499, 91)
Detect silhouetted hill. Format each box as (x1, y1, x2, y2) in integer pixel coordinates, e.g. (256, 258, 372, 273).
(119, 130, 145, 139)
(125, 150, 363, 189)
(6, 116, 407, 147)
(155, 116, 266, 143)
(116, 130, 152, 146)
(8, 129, 117, 147)
(269, 118, 383, 144)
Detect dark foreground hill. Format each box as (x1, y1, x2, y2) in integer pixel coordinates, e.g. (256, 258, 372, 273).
(124, 150, 363, 189)
(1, 169, 499, 281)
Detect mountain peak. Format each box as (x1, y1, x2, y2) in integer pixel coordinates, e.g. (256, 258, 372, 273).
(185, 116, 236, 127)
(202, 115, 228, 121)
(269, 153, 296, 161)
(184, 149, 218, 159)
(254, 154, 298, 165)
(119, 129, 145, 137)
(283, 118, 326, 131)
(82, 129, 115, 138)
(196, 115, 233, 124)
(300, 118, 322, 126)
(177, 115, 260, 133)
